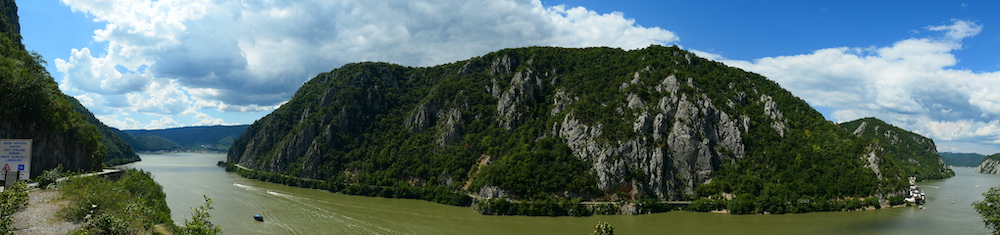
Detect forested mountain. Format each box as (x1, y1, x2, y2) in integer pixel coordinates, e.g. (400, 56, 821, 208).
(976, 154, 1000, 174)
(67, 96, 141, 165)
(123, 125, 247, 151)
(0, 0, 104, 176)
(940, 152, 986, 167)
(838, 118, 953, 180)
(227, 45, 937, 214)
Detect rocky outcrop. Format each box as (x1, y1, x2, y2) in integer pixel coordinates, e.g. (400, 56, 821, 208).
(229, 46, 905, 205)
(840, 117, 953, 180)
(976, 154, 1000, 174)
(0, 121, 102, 178)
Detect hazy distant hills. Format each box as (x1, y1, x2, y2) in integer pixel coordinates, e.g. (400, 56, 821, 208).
(121, 125, 249, 152)
(941, 152, 986, 167)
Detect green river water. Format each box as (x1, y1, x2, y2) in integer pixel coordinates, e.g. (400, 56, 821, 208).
(123, 153, 998, 234)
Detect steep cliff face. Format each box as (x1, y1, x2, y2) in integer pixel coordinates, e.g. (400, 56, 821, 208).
(0, 0, 104, 176)
(976, 154, 1000, 174)
(230, 46, 905, 202)
(839, 117, 953, 180)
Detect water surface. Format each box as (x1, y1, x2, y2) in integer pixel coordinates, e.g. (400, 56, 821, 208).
(124, 153, 998, 234)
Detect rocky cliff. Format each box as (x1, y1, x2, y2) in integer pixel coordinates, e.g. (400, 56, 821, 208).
(0, 0, 104, 176)
(229, 46, 911, 206)
(839, 117, 953, 180)
(976, 154, 1000, 174)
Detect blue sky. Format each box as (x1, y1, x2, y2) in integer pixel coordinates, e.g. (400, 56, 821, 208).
(15, 0, 1000, 155)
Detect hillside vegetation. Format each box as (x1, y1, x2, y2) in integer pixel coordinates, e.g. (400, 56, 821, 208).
(0, 0, 105, 176)
(228, 46, 947, 215)
(940, 152, 986, 167)
(67, 96, 141, 165)
(838, 117, 953, 180)
(976, 153, 1000, 175)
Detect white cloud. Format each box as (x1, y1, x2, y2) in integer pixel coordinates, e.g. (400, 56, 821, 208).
(56, 0, 679, 129)
(715, 20, 1000, 152)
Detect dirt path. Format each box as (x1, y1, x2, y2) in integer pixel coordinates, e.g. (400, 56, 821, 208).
(12, 188, 80, 235)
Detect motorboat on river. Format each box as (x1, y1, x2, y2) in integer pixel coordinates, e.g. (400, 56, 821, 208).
(253, 214, 264, 222)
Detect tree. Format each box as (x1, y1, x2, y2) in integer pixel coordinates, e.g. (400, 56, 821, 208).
(973, 187, 1000, 235)
(592, 221, 614, 235)
(183, 195, 222, 235)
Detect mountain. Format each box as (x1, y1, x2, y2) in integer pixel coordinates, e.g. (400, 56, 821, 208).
(838, 117, 954, 180)
(67, 96, 141, 165)
(940, 152, 986, 167)
(123, 125, 248, 151)
(0, 0, 103, 176)
(228, 45, 923, 214)
(976, 154, 1000, 174)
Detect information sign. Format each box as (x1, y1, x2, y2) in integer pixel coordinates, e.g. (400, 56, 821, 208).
(0, 139, 32, 180)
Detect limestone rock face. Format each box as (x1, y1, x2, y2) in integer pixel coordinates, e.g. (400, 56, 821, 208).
(976, 155, 1000, 175)
(229, 46, 908, 202)
(552, 72, 751, 199)
(839, 117, 953, 181)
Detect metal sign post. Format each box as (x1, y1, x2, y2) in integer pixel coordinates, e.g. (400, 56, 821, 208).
(0, 139, 32, 183)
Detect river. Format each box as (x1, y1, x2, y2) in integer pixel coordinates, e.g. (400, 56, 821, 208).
(123, 153, 999, 234)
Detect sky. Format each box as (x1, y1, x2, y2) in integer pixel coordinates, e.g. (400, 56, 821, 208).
(15, 0, 1000, 155)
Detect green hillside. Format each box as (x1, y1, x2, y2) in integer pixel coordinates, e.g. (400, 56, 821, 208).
(67, 96, 141, 165)
(940, 152, 986, 167)
(838, 117, 953, 180)
(0, 0, 104, 175)
(227, 46, 932, 215)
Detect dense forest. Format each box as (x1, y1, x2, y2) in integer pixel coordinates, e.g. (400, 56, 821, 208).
(67, 96, 141, 165)
(940, 152, 986, 167)
(838, 117, 953, 180)
(0, 0, 108, 175)
(228, 45, 947, 215)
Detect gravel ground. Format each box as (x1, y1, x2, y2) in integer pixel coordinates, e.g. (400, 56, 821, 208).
(12, 188, 81, 235)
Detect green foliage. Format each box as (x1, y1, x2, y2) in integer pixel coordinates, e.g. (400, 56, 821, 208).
(181, 196, 222, 235)
(37, 164, 65, 189)
(225, 162, 472, 206)
(228, 45, 913, 215)
(67, 96, 141, 166)
(973, 186, 1000, 235)
(839, 117, 954, 180)
(0, 26, 105, 174)
(475, 197, 592, 216)
(61, 169, 172, 234)
(475, 137, 600, 200)
(940, 152, 986, 167)
(0, 181, 29, 234)
(592, 221, 615, 235)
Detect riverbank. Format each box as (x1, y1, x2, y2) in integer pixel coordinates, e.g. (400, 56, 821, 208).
(225, 161, 915, 216)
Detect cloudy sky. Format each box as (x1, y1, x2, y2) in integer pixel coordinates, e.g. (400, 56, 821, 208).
(16, 0, 1000, 154)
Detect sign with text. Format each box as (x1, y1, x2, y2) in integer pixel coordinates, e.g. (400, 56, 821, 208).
(0, 139, 32, 180)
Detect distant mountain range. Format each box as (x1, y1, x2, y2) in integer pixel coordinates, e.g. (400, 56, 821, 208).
(120, 125, 249, 152)
(941, 152, 987, 167)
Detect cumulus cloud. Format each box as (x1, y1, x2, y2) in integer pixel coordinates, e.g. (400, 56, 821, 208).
(55, 0, 679, 129)
(716, 20, 1000, 152)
